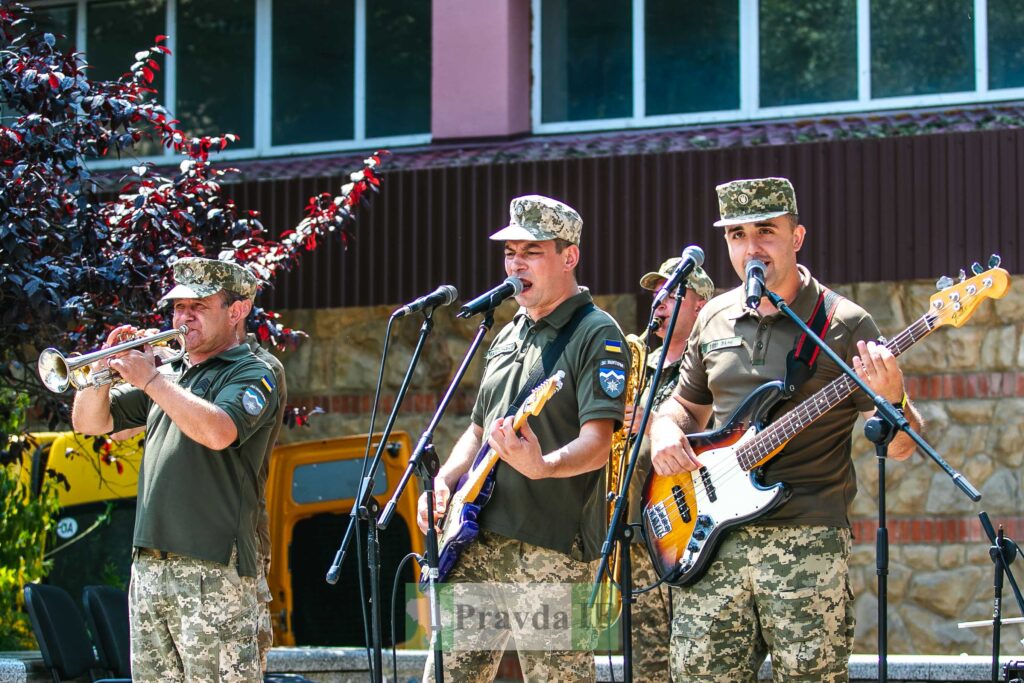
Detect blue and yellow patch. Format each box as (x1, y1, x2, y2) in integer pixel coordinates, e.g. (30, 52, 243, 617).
(260, 374, 276, 393)
(604, 339, 623, 354)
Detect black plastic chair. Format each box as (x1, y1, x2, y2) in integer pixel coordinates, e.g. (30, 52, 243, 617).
(82, 585, 131, 679)
(23, 582, 130, 683)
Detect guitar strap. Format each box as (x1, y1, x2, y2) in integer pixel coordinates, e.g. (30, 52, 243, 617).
(504, 303, 596, 418)
(780, 288, 842, 399)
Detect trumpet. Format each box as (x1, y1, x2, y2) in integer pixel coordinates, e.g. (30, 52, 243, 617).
(38, 325, 189, 393)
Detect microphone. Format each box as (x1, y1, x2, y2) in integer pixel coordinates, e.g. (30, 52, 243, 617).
(745, 259, 766, 309)
(653, 245, 705, 306)
(392, 285, 458, 318)
(457, 277, 524, 318)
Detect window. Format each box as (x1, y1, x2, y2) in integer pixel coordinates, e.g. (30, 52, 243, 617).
(534, 0, 1024, 133)
(987, 0, 1024, 89)
(25, 0, 431, 164)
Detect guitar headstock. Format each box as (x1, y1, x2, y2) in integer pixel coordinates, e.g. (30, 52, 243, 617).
(929, 258, 1010, 329)
(522, 370, 565, 417)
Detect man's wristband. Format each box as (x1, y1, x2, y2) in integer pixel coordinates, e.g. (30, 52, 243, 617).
(895, 391, 909, 414)
(142, 371, 160, 393)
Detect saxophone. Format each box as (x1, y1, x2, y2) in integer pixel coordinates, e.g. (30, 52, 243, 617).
(594, 330, 649, 628)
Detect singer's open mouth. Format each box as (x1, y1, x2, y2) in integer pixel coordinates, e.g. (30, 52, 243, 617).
(519, 279, 533, 293)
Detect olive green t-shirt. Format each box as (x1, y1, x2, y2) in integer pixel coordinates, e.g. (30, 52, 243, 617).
(110, 344, 280, 576)
(675, 267, 879, 528)
(471, 288, 629, 561)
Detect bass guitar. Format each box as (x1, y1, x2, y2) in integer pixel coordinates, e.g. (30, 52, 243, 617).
(424, 370, 565, 588)
(641, 262, 1010, 586)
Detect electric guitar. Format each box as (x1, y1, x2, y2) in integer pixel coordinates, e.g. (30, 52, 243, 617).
(641, 262, 1010, 587)
(424, 370, 565, 588)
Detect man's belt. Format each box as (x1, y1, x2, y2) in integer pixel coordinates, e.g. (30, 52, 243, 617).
(133, 546, 180, 560)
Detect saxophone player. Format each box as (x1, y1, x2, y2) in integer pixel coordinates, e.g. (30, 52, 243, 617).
(624, 258, 714, 681)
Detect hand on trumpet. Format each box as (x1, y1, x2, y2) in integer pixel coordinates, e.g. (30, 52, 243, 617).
(104, 325, 159, 390)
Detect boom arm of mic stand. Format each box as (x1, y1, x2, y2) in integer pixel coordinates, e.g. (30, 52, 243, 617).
(762, 288, 980, 503)
(326, 313, 436, 585)
(379, 309, 497, 529)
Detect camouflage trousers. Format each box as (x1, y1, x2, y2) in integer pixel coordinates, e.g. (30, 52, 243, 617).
(257, 556, 273, 673)
(629, 542, 671, 682)
(422, 529, 597, 683)
(670, 526, 854, 683)
(129, 547, 261, 682)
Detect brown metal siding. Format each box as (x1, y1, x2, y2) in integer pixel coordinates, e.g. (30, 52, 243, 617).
(238, 129, 1024, 311)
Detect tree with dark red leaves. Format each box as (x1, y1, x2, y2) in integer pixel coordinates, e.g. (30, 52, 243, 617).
(0, 1, 387, 456)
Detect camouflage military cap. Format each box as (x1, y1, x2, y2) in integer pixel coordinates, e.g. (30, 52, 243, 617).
(160, 257, 259, 302)
(489, 194, 583, 245)
(713, 177, 798, 228)
(639, 258, 715, 300)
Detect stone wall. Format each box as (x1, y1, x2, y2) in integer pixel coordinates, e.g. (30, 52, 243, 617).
(274, 278, 1024, 656)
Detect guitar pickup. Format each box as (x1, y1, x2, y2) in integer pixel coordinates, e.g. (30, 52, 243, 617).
(646, 503, 671, 539)
(671, 485, 691, 523)
(699, 466, 717, 502)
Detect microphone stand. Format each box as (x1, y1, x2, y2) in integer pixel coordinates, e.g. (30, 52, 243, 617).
(325, 308, 438, 683)
(378, 308, 498, 683)
(760, 286, 981, 683)
(591, 284, 682, 683)
(978, 511, 1024, 683)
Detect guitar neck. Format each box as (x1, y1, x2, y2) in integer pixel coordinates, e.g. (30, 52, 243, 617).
(457, 403, 535, 497)
(738, 312, 936, 471)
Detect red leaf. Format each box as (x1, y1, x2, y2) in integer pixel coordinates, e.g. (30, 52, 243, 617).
(155, 34, 168, 42)
(48, 73, 59, 89)
(115, 460, 124, 475)
(142, 66, 154, 83)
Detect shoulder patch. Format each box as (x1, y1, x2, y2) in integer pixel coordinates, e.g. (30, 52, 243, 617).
(242, 386, 268, 416)
(597, 359, 626, 399)
(260, 374, 276, 393)
(701, 337, 743, 354)
(604, 339, 623, 354)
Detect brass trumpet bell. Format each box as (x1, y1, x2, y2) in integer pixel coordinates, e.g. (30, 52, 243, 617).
(38, 325, 189, 393)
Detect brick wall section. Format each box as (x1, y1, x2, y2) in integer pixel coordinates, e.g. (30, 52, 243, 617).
(851, 515, 1024, 544)
(906, 371, 1024, 399)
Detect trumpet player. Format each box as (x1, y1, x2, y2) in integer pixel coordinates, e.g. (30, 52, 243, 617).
(624, 258, 714, 681)
(73, 257, 278, 683)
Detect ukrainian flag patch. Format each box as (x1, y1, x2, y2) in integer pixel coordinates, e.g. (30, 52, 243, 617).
(604, 339, 623, 354)
(260, 374, 276, 393)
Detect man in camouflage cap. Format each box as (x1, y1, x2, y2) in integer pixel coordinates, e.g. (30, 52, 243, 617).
(73, 256, 278, 681)
(418, 194, 627, 682)
(626, 258, 714, 680)
(649, 177, 923, 681)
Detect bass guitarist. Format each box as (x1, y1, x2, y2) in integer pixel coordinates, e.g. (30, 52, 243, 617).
(649, 177, 923, 682)
(416, 194, 628, 682)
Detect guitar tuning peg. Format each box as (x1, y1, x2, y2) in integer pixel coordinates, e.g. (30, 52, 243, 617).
(936, 275, 954, 291)
(958, 269, 967, 283)
(989, 254, 1002, 269)
(971, 262, 984, 275)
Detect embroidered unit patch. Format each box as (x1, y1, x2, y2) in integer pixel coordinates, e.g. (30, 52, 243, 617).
(242, 386, 267, 416)
(598, 359, 626, 398)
